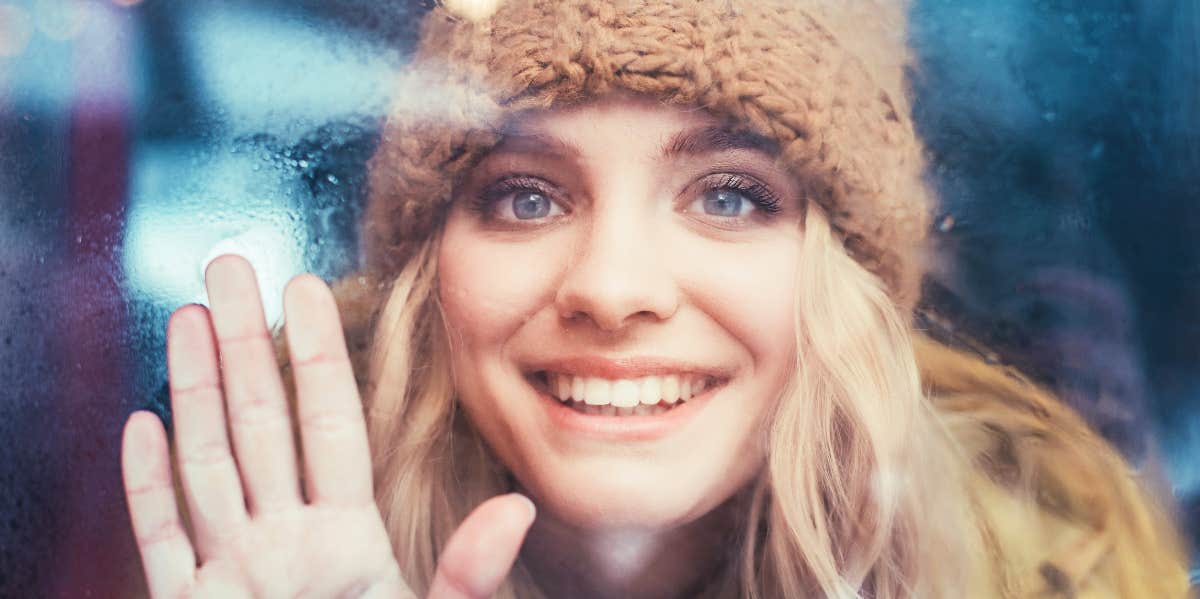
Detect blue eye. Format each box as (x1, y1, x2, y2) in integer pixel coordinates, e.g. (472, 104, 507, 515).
(511, 191, 552, 219)
(701, 189, 752, 217)
(692, 175, 783, 222)
(468, 176, 565, 224)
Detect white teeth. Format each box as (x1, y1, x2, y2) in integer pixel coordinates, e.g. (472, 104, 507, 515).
(541, 371, 716, 408)
(661, 375, 680, 404)
(584, 378, 611, 405)
(639, 376, 661, 405)
(556, 374, 571, 401)
(572, 376, 586, 403)
(611, 379, 640, 408)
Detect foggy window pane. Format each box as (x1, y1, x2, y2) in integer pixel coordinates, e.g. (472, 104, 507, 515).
(1, 1, 1196, 596)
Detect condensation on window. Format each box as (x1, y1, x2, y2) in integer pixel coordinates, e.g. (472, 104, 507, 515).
(0, 1, 1196, 595)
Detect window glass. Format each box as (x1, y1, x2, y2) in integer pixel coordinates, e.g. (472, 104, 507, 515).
(0, 1, 1196, 595)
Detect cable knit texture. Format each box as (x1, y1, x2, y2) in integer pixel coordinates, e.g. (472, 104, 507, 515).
(364, 0, 933, 310)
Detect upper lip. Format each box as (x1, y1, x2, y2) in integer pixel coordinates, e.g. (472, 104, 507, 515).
(525, 356, 735, 380)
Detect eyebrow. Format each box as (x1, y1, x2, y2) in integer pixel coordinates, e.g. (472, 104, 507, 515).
(660, 126, 780, 160)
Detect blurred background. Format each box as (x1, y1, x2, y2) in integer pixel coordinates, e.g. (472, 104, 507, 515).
(0, 0, 1196, 595)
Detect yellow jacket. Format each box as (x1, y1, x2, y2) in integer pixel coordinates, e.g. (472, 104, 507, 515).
(915, 334, 1193, 598)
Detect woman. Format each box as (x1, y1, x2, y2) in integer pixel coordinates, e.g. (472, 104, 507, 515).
(121, 0, 1192, 597)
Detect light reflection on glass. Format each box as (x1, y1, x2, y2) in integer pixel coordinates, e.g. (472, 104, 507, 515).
(0, 4, 33, 59)
(33, 0, 90, 42)
(122, 145, 305, 328)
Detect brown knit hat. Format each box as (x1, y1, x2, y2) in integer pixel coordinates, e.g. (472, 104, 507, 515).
(363, 0, 933, 310)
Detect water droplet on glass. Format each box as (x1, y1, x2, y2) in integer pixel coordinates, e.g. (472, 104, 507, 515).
(0, 4, 34, 58)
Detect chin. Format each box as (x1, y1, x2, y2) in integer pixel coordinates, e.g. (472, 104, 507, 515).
(544, 489, 706, 532)
(520, 461, 740, 532)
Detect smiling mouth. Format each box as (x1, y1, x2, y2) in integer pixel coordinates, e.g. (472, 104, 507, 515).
(525, 371, 727, 417)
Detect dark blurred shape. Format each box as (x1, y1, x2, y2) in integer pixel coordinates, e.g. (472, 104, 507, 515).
(910, 0, 1200, 551)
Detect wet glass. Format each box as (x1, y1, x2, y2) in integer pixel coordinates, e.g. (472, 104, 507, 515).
(0, 0, 1196, 596)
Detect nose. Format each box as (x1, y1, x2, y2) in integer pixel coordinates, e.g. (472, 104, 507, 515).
(553, 206, 679, 332)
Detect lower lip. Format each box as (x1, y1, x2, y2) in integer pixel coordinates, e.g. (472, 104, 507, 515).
(527, 374, 725, 441)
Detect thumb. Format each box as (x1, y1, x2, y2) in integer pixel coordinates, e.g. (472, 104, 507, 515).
(426, 493, 537, 599)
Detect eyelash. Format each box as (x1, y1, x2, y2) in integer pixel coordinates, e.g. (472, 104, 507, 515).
(467, 175, 557, 220)
(706, 174, 783, 216)
(466, 173, 783, 223)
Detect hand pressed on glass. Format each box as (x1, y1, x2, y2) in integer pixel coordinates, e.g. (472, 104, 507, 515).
(121, 254, 536, 599)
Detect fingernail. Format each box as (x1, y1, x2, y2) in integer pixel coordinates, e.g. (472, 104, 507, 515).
(513, 493, 536, 523)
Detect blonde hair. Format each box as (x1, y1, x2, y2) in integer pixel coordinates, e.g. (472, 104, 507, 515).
(333, 200, 987, 598)
(749, 202, 976, 598)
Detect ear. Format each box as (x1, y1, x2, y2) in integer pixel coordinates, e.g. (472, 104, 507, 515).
(440, 0, 505, 22)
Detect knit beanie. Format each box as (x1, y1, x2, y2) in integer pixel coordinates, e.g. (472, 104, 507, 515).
(363, 0, 932, 310)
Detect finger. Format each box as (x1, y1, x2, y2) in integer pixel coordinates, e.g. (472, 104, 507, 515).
(167, 304, 249, 559)
(428, 494, 536, 599)
(122, 411, 197, 599)
(360, 577, 419, 599)
(283, 273, 373, 506)
(204, 254, 301, 512)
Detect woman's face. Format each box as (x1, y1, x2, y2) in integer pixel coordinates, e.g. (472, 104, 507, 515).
(437, 95, 805, 531)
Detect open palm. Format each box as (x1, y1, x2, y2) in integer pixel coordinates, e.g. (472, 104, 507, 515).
(121, 255, 534, 599)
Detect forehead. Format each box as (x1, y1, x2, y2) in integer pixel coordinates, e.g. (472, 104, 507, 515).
(501, 96, 708, 150)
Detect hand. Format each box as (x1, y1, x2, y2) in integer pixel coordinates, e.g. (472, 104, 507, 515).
(121, 254, 536, 598)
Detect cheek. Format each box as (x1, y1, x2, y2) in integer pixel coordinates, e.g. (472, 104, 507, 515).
(672, 236, 800, 369)
(436, 220, 561, 457)
(437, 225, 559, 349)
